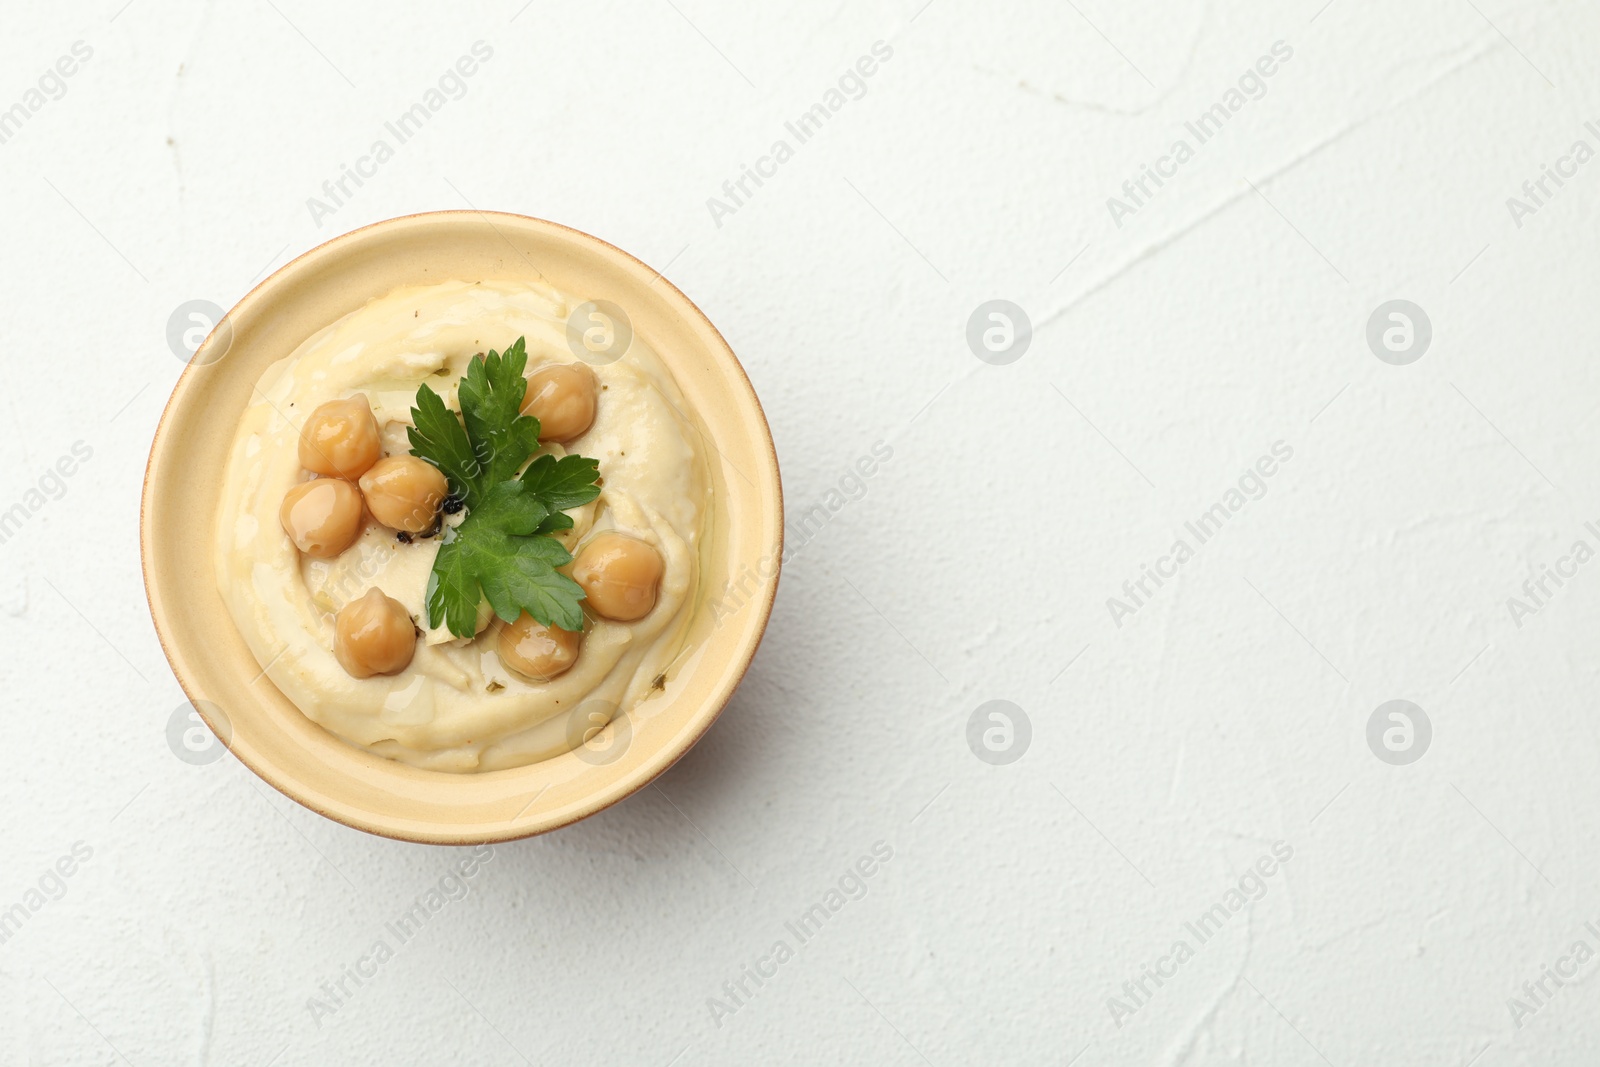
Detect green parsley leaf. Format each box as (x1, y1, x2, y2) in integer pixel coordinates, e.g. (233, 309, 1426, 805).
(425, 481, 584, 636)
(470, 477, 551, 535)
(410, 340, 603, 638)
(477, 535, 583, 634)
(459, 338, 544, 489)
(522, 454, 601, 535)
(535, 511, 575, 535)
(407, 382, 482, 506)
(521, 453, 602, 512)
(426, 536, 483, 640)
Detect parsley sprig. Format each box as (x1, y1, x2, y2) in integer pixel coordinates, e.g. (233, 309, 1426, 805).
(408, 338, 602, 638)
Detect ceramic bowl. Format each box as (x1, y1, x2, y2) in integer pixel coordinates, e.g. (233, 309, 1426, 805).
(142, 211, 782, 843)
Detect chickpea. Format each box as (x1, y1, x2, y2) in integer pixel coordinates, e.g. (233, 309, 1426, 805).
(333, 588, 417, 678)
(359, 455, 448, 533)
(521, 362, 598, 442)
(497, 613, 582, 681)
(299, 395, 381, 479)
(571, 532, 663, 621)
(279, 478, 364, 558)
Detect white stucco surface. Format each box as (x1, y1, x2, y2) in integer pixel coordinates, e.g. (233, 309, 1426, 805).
(2, 0, 1598, 1062)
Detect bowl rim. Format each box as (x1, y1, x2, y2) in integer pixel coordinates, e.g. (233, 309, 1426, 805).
(141, 209, 782, 844)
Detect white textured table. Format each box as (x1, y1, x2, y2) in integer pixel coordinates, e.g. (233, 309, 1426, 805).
(1, 0, 1596, 1063)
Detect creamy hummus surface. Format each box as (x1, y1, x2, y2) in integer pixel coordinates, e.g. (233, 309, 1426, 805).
(214, 279, 708, 771)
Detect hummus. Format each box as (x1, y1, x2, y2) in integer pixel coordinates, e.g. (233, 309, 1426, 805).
(214, 279, 708, 771)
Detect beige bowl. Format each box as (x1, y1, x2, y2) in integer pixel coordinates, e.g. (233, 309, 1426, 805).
(142, 212, 782, 843)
